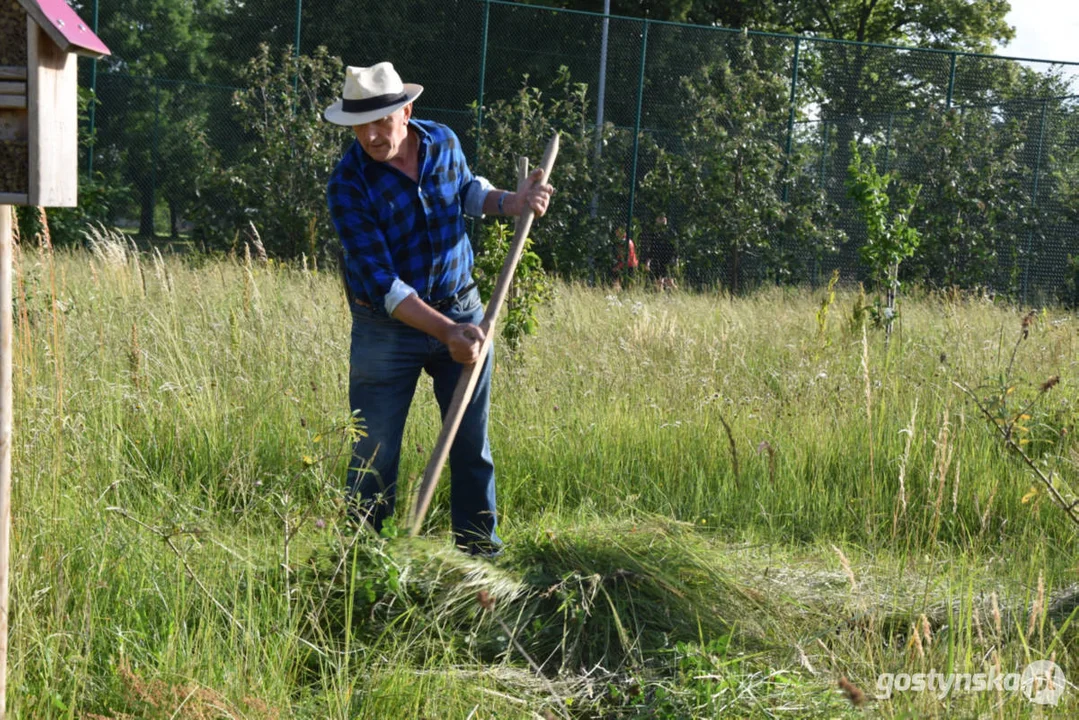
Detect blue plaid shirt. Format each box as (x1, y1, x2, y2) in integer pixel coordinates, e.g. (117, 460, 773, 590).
(327, 119, 492, 314)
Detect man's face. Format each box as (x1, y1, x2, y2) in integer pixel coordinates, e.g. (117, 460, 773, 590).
(353, 104, 412, 162)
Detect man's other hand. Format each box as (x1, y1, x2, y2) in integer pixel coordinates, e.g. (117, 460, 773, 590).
(445, 323, 486, 364)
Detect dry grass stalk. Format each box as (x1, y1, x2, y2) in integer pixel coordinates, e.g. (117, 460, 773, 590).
(247, 221, 268, 264)
(717, 411, 740, 485)
(128, 322, 142, 391)
(929, 409, 952, 542)
(1027, 571, 1045, 639)
(951, 455, 962, 515)
(796, 643, 816, 675)
(980, 484, 997, 534)
(920, 614, 933, 648)
(87, 223, 137, 268)
(36, 206, 52, 252)
(152, 247, 173, 296)
(973, 605, 985, 646)
(895, 397, 918, 531)
(991, 592, 1002, 637)
(831, 544, 857, 592)
(756, 440, 776, 486)
(910, 620, 925, 658)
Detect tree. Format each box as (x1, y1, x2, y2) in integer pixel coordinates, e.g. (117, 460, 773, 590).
(199, 45, 345, 257)
(522, 0, 1014, 50)
(474, 67, 633, 277)
(639, 35, 843, 290)
(86, 0, 227, 237)
(846, 143, 921, 338)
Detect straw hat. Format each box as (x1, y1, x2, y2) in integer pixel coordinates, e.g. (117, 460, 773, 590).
(324, 62, 423, 126)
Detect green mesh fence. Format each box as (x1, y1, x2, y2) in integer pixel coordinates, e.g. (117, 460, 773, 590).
(75, 0, 1079, 300)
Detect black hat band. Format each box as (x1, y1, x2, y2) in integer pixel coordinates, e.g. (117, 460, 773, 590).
(341, 92, 409, 114)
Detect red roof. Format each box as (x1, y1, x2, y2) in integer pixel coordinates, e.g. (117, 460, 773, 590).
(18, 0, 111, 58)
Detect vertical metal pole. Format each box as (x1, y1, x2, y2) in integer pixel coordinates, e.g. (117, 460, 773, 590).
(626, 20, 649, 242)
(294, 0, 303, 57)
(946, 52, 957, 109)
(782, 37, 801, 202)
(590, 0, 610, 217)
(151, 79, 159, 237)
(292, 0, 303, 95)
(1022, 99, 1049, 304)
(474, 0, 491, 165)
(87, 0, 100, 179)
(594, 0, 611, 158)
(815, 121, 829, 286)
(0, 205, 13, 720)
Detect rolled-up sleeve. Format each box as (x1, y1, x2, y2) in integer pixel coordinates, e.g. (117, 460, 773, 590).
(328, 177, 416, 314)
(462, 175, 494, 218)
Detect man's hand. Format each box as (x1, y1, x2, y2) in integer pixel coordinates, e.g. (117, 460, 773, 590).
(444, 322, 486, 364)
(512, 168, 554, 217)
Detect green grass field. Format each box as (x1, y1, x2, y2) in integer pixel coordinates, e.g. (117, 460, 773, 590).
(6, 236, 1078, 718)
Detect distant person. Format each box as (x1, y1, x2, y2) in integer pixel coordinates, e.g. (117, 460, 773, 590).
(324, 62, 554, 555)
(643, 215, 676, 279)
(612, 226, 639, 284)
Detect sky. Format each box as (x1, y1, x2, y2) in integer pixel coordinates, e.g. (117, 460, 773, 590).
(1002, 0, 1079, 63)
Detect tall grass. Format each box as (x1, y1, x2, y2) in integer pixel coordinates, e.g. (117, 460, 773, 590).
(6, 236, 1078, 717)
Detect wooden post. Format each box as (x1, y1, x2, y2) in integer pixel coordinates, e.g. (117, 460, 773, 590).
(410, 134, 559, 537)
(0, 205, 13, 718)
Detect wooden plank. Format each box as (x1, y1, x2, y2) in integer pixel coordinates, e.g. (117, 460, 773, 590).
(0, 204, 12, 718)
(0, 69, 27, 82)
(28, 20, 77, 207)
(0, 195, 27, 206)
(0, 83, 26, 96)
(0, 98, 25, 110)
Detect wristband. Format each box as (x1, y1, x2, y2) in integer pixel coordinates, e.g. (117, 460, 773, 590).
(498, 191, 508, 214)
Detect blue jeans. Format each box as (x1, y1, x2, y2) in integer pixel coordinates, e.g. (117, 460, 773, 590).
(346, 286, 501, 554)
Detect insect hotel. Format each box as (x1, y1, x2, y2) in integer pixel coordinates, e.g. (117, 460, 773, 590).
(0, 0, 109, 715)
(1, 0, 110, 204)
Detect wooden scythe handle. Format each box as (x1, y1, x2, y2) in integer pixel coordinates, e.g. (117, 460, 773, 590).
(409, 133, 560, 537)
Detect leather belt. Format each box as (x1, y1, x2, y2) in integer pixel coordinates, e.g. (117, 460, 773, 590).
(425, 282, 477, 311)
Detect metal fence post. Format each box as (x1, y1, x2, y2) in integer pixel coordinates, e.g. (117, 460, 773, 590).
(474, 0, 491, 165)
(87, 0, 100, 179)
(946, 52, 957, 109)
(815, 120, 830, 286)
(626, 19, 649, 242)
(590, 0, 611, 218)
(294, 0, 303, 56)
(1022, 99, 1049, 304)
(782, 37, 801, 202)
(292, 0, 303, 96)
(151, 78, 159, 237)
